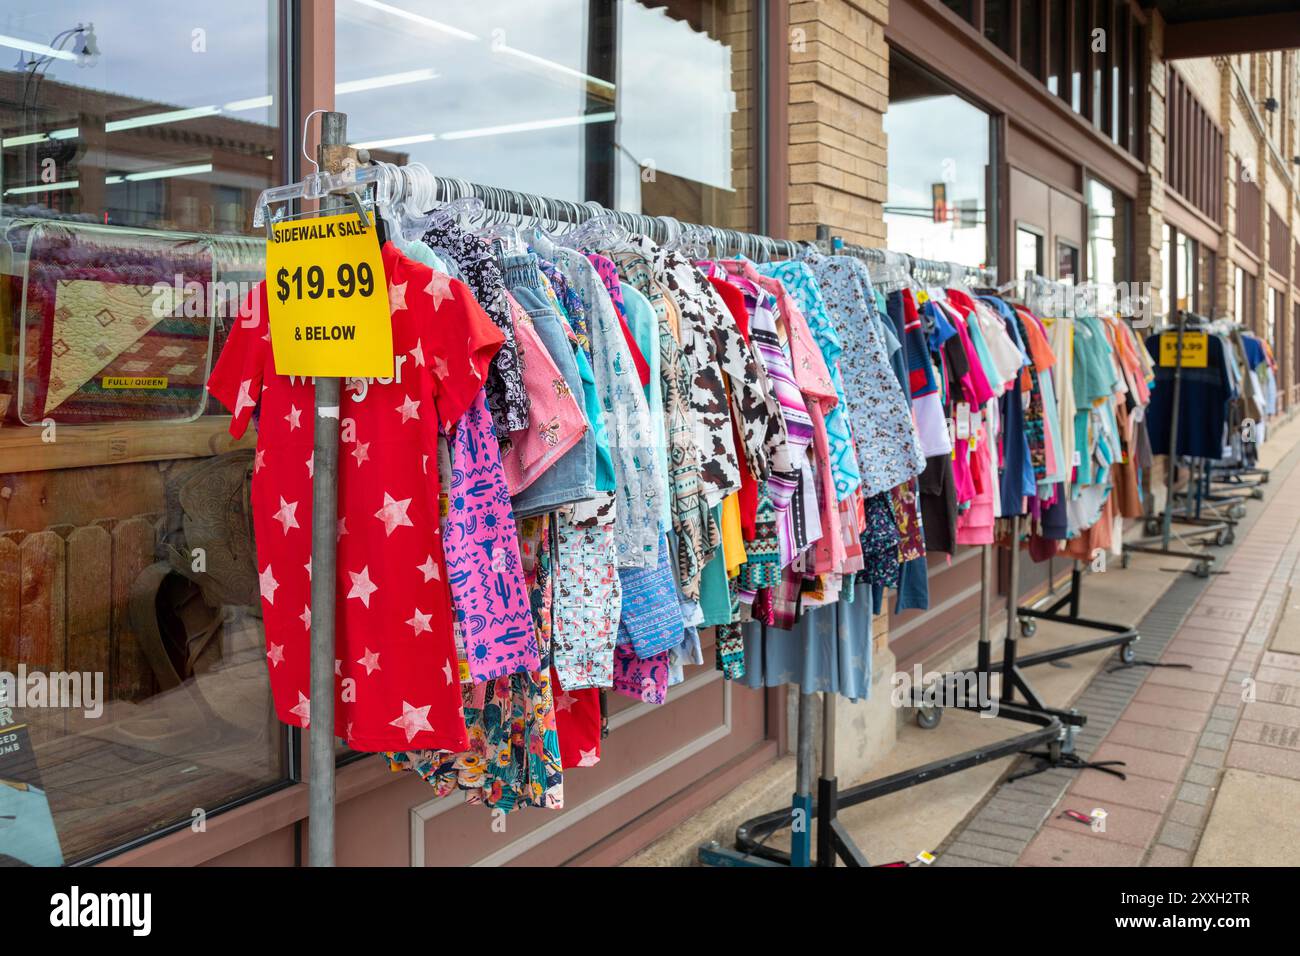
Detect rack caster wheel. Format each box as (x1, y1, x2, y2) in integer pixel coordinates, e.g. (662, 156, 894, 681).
(1019, 618, 1037, 638)
(1121, 551, 1132, 569)
(916, 706, 942, 730)
(1118, 644, 1136, 665)
(1144, 517, 1161, 536)
(1251, 489, 1264, 500)
(1214, 527, 1234, 547)
(1230, 503, 1247, 518)
(1194, 561, 1211, 579)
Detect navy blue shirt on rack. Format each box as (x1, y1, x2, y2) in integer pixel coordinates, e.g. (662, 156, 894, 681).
(1143, 330, 1234, 460)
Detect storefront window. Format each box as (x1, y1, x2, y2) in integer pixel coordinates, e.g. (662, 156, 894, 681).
(1267, 287, 1277, 349)
(1198, 246, 1215, 317)
(1235, 266, 1245, 325)
(334, 0, 756, 231)
(1234, 265, 1257, 329)
(1, 0, 289, 864)
(1017, 226, 1043, 283)
(1160, 223, 1172, 319)
(885, 54, 992, 267)
(1159, 223, 1204, 319)
(1057, 240, 1078, 285)
(1085, 177, 1129, 297)
(1175, 232, 1190, 312)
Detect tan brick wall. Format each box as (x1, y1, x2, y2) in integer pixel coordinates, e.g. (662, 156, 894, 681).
(781, 1, 890, 650)
(786, 0, 888, 246)
(1134, 14, 1166, 314)
(1191, 48, 1298, 398)
(1174, 57, 1221, 113)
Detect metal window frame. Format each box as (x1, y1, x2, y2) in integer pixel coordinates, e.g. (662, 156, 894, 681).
(84, 0, 787, 865)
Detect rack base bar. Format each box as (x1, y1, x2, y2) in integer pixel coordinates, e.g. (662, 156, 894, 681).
(1001, 627, 1137, 666)
(1122, 541, 1216, 575)
(707, 703, 1062, 867)
(1006, 566, 1139, 673)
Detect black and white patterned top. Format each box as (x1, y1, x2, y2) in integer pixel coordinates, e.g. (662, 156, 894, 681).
(421, 220, 530, 433)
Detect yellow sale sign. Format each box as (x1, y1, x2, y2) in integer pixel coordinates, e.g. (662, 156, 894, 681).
(264, 211, 393, 377)
(1158, 331, 1208, 369)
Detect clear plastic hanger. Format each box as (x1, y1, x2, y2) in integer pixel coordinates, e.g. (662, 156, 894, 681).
(526, 194, 572, 250)
(472, 185, 523, 254)
(408, 189, 486, 238)
(559, 201, 631, 252)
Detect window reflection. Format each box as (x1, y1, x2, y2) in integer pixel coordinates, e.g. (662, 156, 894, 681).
(1016, 227, 1043, 285)
(1, 1, 281, 232)
(885, 54, 990, 267)
(1057, 240, 1078, 285)
(334, 0, 753, 230)
(1, 0, 286, 864)
(1086, 176, 1129, 312)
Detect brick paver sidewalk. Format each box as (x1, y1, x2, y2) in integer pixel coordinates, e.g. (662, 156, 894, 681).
(935, 434, 1300, 867)
(1018, 456, 1300, 866)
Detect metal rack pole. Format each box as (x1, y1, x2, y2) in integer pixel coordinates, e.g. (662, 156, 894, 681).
(306, 110, 347, 867)
(1159, 313, 1187, 551)
(1122, 311, 1222, 574)
(791, 685, 815, 868)
(977, 544, 993, 674)
(1000, 516, 1022, 704)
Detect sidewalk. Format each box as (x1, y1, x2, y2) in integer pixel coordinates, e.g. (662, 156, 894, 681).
(940, 416, 1300, 867)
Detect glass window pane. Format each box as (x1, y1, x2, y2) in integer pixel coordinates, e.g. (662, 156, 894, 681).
(1086, 176, 1128, 310)
(1019, 0, 1043, 77)
(0, 0, 288, 865)
(1112, 3, 1125, 143)
(984, 0, 1014, 56)
(1091, 0, 1107, 129)
(1017, 226, 1043, 282)
(941, 0, 975, 22)
(1072, 0, 1086, 113)
(1267, 288, 1277, 349)
(1175, 232, 1189, 312)
(1057, 240, 1078, 284)
(885, 54, 991, 267)
(1161, 223, 1172, 319)
(1047, 0, 1068, 99)
(1128, 18, 1140, 152)
(334, 0, 755, 230)
(1235, 266, 1245, 325)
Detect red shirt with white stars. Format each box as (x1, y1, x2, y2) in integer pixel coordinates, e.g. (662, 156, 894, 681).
(207, 242, 504, 752)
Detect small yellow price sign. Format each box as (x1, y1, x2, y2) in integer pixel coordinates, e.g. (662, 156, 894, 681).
(1158, 331, 1208, 368)
(265, 211, 393, 377)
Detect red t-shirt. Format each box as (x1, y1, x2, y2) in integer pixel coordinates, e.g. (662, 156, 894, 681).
(207, 242, 503, 752)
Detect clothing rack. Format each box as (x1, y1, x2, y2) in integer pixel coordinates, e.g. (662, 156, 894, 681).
(703, 248, 1080, 867)
(992, 274, 1140, 737)
(1122, 311, 1222, 578)
(702, 544, 1064, 867)
(426, 175, 810, 261)
(919, 271, 1135, 779)
(254, 116, 1104, 866)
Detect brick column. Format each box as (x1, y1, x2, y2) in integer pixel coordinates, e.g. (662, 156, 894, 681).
(787, 0, 888, 246)
(1134, 14, 1166, 320)
(782, 1, 899, 782)
(1218, 57, 1238, 324)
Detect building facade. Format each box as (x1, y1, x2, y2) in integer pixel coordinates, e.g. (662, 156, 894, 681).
(0, 0, 1296, 867)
